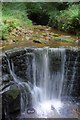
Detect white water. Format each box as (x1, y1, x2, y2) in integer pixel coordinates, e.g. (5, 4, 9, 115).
(29, 47, 66, 117)
(6, 55, 32, 113)
(5, 47, 79, 118)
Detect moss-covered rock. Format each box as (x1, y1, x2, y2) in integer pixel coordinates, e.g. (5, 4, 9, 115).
(2, 84, 20, 114)
(51, 35, 75, 43)
(51, 33, 59, 37)
(33, 39, 46, 44)
(2, 73, 12, 83)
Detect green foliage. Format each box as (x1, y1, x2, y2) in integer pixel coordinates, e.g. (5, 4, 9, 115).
(48, 3, 80, 35)
(1, 2, 80, 40)
(0, 2, 2, 36)
(1, 3, 32, 40)
(26, 2, 80, 35)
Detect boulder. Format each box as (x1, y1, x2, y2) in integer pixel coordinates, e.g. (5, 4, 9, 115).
(33, 39, 42, 44)
(2, 84, 20, 114)
(33, 39, 46, 44)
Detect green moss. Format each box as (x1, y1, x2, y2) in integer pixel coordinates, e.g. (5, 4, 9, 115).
(39, 39, 47, 44)
(51, 35, 75, 43)
(59, 37, 75, 42)
(7, 88, 20, 99)
(51, 33, 59, 37)
(42, 33, 47, 36)
(33, 39, 46, 44)
(32, 34, 40, 38)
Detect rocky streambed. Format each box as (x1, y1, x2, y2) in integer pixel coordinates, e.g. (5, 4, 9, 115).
(1, 25, 80, 51)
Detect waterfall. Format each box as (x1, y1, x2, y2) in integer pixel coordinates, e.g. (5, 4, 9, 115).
(29, 47, 66, 116)
(3, 47, 79, 118)
(6, 47, 66, 114)
(64, 50, 79, 97)
(69, 53, 79, 95)
(43, 47, 49, 100)
(5, 54, 32, 113)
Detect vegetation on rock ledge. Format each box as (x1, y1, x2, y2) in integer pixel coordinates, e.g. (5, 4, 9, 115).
(1, 2, 80, 41)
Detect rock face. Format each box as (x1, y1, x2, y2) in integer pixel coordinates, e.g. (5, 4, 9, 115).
(2, 47, 80, 97)
(62, 48, 80, 99)
(2, 48, 34, 119)
(2, 55, 10, 75)
(2, 84, 20, 119)
(2, 49, 27, 81)
(2, 74, 11, 82)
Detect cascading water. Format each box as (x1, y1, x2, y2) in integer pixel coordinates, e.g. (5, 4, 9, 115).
(3, 47, 80, 118)
(69, 53, 79, 95)
(30, 47, 66, 117)
(5, 54, 32, 114)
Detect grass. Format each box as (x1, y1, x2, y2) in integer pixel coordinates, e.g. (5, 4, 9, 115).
(0, 2, 2, 37)
(1, 3, 32, 40)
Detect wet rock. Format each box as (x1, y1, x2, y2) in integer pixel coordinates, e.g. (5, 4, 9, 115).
(75, 40, 79, 43)
(51, 105, 55, 110)
(25, 36, 31, 40)
(2, 74, 11, 82)
(45, 28, 51, 31)
(51, 36, 59, 41)
(27, 108, 35, 114)
(33, 40, 42, 44)
(2, 49, 30, 80)
(33, 39, 46, 44)
(2, 84, 20, 114)
(51, 35, 75, 43)
(52, 33, 59, 37)
(42, 33, 47, 36)
(32, 33, 40, 38)
(58, 36, 75, 42)
(75, 39, 80, 44)
(11, 32, 17, 37)
(2, 56, 10, 74)
(2, 81, 15, 91)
